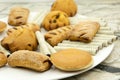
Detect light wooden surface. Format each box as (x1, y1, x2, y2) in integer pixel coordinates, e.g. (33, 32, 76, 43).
(0, 0, 120, 80)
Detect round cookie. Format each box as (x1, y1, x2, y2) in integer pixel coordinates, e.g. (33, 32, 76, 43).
(51, 0, 77, 17)
(50, 48, 93, 71)
(0, 52, 7, 67)
(41, 11, 70, 31)
(0, 21, 7, 33)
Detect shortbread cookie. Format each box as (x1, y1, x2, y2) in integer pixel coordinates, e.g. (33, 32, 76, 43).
(1, 26, 38, 52)
(0, 21, 7, 32)
(8, 7, 29, 26)
(8, 50, 51, 71)
(51, 0, 77, 17)
(69, 21, 100, 42)
(50, 48, 93, 71)
(45, 26, 72, 46)
(41, 11, 70, 31)
(0, 52, 7, 67)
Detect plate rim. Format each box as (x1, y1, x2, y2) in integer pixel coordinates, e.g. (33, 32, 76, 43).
(0, 13, 114, 80)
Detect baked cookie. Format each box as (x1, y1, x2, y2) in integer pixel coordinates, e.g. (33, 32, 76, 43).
(41, 11, 70, 31)
(50, 48, 93, 71)
(69, 21, 100, 42)
(8, 7, 29, 26)
(51, 0, 77, 17)
(0, 52, 7, 67)
(45, 26, 72, 46)
(8, 50, 51, 71)
(0, 21, 7, 33)
(16, 23, 40, 32)
(1, 26, 38, 52)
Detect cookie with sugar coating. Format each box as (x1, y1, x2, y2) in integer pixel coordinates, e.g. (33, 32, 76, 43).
(8, 50, 51, 71)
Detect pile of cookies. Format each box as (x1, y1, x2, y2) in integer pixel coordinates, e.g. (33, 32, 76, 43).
(0, 0, 116, 72)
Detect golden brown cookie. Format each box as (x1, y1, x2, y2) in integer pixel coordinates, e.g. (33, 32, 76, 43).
(50, 48, 93, 71)
(45, 26, 72, 46)
(24, 23, 40, 32)
(0, 52, 7, 67)
(8, 7, 29, 26)
(51, 0, 77, 17)
(69, 21, 100, 42)
(1, 26, 38, 52)
(0, 21, 7, 33)
(14, 23, 40, 33)
(41, 11, 70, 31)
(8, 50, 51, 71)
(7, 23, 40, 35)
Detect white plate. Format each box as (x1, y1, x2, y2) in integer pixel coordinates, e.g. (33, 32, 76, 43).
(0, 13, 114, 80)
(0, 44, 114, 80)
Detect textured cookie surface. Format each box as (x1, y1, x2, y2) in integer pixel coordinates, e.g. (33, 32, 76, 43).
(19, 23, 40, 32)
(42, 11, 70, 31)
(69, 21, 100, 42)
(0, 21, 7, 32)
(51, 0, 77, 17)
(1, 25, 38, 52)
(8, 50, 51, 71)
(8, 7, 29, 26)
(45, 26, 72, 46)
(0, 52, 7, 67)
